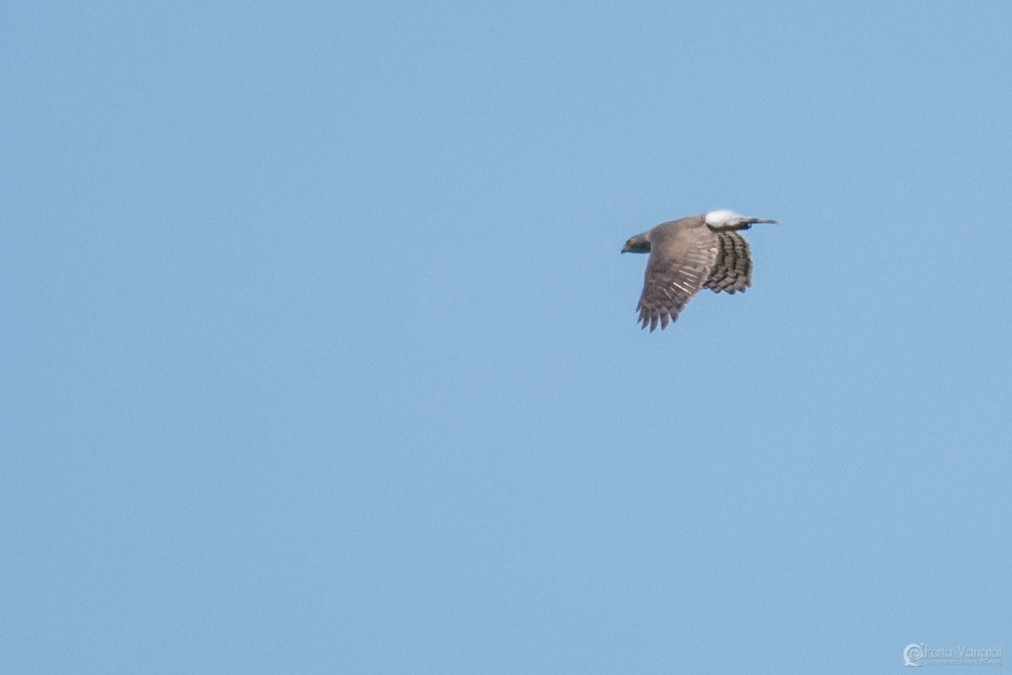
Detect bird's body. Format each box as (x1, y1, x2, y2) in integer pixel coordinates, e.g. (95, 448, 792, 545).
(622, 210, 777, 330)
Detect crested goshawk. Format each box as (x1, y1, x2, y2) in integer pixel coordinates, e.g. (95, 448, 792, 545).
(622, 210, 777, 330)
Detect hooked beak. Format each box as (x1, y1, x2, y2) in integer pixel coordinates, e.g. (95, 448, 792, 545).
(621, 243, 632, 254)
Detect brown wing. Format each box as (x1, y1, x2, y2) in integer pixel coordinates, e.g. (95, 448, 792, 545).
(636, 238, 719, 330)
(704, 231, 752, 294)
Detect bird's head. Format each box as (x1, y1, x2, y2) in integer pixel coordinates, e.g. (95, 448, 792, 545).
(621, 234, 651, 254)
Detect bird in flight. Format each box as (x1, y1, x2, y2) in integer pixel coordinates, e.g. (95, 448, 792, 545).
(622, 210, 778, 330)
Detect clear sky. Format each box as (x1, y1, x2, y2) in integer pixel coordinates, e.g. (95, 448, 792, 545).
(2, 2, 1010, 673)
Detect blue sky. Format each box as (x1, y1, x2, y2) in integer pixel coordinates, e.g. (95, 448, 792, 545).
(2, 2, 1010, 673)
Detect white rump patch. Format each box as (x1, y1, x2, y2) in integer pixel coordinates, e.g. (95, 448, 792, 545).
(704, 209, 742, 227)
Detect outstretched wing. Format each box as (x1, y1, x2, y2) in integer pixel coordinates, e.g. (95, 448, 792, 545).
(704, 231, 752, 294)
(636, 238, 719, 330)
